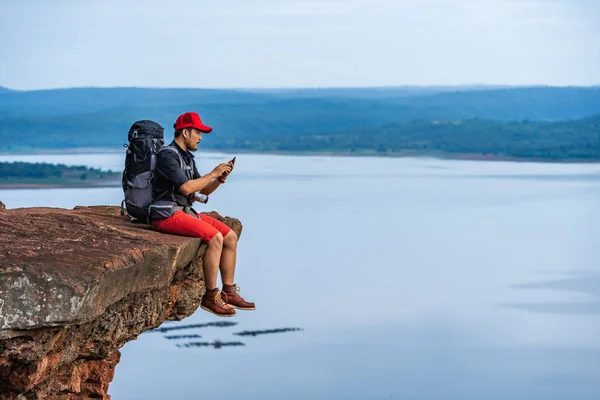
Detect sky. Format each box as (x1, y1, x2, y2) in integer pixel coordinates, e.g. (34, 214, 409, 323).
(0, 0, 599, 90)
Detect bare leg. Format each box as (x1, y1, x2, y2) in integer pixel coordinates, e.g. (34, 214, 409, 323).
(220, 230, 238, 286)
(203, 233, 224, 290)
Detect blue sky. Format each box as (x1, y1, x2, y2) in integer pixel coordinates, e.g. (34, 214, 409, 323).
(0, 0, 598, 90)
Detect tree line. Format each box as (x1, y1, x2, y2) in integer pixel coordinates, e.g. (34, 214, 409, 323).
(0, 162, 117, 180)
(202, 115, 600, 160)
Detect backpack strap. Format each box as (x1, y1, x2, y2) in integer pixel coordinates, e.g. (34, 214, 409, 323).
(156, 145, 195, 203)
(158, 145, 186, 171)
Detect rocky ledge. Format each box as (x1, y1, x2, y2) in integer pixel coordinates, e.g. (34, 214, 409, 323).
(0, 204, 241, 399)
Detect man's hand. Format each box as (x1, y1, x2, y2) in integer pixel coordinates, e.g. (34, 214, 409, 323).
(221, 158, 235, 180)
(180, 164, 230, 196)
(209, 163, 232, 179)
(227, 157, 236, 173)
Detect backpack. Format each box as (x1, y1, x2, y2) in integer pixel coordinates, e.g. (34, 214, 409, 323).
(121, 120, 165, 222)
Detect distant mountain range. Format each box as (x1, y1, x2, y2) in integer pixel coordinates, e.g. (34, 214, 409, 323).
(1, 86, 599, 119)
(1, 86, 599, 160)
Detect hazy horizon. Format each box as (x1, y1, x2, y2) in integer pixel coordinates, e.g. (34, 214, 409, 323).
(1, 83, 599, 93)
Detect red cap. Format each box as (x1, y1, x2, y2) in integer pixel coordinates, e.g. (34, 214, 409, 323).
(173, 112, 212, 133)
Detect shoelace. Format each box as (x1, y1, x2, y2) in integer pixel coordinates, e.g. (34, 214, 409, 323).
(232, 284, 247, 301)
(214, 291, 227, 306)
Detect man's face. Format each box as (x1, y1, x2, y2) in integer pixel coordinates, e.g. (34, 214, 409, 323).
(185, 128, 203, 151)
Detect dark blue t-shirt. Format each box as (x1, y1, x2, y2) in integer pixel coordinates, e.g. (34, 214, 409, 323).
(153, 141, 201, 205)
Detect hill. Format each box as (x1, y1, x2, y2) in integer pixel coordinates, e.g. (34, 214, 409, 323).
(1, 86, 599, 121)
(222, 113, 600, 160)
(1, 86, 599, 160)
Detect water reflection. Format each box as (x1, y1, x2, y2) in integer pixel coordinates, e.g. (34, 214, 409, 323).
(163, 334, 203, 340)
(233, 328, 304, 337)
(507, 272, 600, 314)
(513, 272, 600, 297)
(176, 341, 245, 349)
(147, 321, 237, 333)
(147, 320, 305, 351)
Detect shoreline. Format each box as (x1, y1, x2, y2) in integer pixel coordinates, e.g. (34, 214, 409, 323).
(202, 148, 600, 164)
(2, 147, 600, 164)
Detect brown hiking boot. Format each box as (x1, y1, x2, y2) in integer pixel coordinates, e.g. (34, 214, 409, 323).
(222, 284, 256, 310)
(201, 289, 236, 317)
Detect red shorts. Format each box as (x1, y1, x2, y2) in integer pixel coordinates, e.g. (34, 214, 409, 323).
(152, 211, 231, 242)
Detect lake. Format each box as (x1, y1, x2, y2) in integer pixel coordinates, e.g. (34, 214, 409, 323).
(1, 152, 599, 400)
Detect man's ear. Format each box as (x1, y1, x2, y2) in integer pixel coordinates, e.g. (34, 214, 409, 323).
(183, 129, 189, 139)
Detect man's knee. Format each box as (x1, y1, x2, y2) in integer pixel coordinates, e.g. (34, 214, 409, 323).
(208, 232, 224, 248)
(223, 230, 238, 247)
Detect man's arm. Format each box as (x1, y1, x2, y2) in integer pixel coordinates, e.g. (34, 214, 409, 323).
(198, 178, 222, 195)
(197, 158, 235, 196)
(179, 163, 231, 195)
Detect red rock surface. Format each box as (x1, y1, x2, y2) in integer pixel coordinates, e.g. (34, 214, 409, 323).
(0, 205, 242, 399)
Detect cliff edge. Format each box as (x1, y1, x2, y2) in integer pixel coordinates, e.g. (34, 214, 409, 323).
(0, 204, 241, 399)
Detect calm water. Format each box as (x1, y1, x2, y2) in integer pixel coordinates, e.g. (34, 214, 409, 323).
(1, 152, 600, 400)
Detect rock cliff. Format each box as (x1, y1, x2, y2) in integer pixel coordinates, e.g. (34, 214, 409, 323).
(0, 205, 241, 399)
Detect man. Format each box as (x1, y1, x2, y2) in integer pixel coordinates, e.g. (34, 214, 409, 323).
(151, 111, 255, 317)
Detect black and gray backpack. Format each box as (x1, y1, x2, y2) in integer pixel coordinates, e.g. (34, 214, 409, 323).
(121, 120, 165, 222)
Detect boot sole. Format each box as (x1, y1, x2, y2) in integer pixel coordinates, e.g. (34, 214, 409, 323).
(201, 305, 236, 317)
(228, 305, 256, 310)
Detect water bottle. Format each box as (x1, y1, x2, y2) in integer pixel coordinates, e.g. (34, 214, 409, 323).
(195, 192, 209, 204)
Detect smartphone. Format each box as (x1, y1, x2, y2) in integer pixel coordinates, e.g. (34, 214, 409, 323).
(221, 157, 236, 179)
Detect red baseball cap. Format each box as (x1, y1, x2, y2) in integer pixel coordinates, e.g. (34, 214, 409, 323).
(173, 112, 213, 133)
